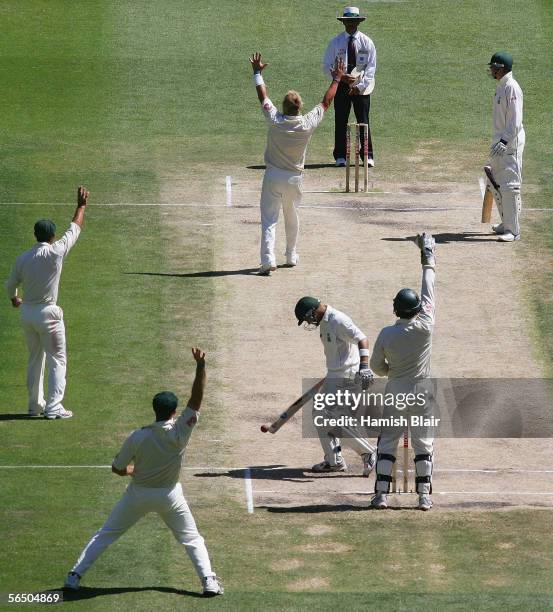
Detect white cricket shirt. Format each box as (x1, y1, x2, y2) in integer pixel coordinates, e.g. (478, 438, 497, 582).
(370, 267, 436, 379)
(323, 30, 376, 90)
(493, 72, 524, 145)
(319, 306, 367, 376)
(262, 99, 324, 174)
(112, 406, 199, 488)
(5, 222, 81, 305)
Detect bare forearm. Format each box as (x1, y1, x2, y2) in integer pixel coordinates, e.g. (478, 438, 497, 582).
(72, 204, 86, 227)
(189, 362, 206, 410)
(321, 79, 340, 110)
(255, 83, 267, 103)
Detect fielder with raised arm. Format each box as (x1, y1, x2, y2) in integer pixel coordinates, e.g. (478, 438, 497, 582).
(5, 187, 89, 419)
(63, 349, 224, 597)
(250, 52, 344, 275)
(294, 297, 377, 475)
(370, 234, 437, 511)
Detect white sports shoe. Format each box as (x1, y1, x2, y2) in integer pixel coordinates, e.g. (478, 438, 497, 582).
(28, 406, 45, 417)
(311, 459, 347, 473)
(366, 156, 375, 168)
(64, 572, 81, 590)
(203, 575, 224, 597)
(418, 494, 433, 511)
(497, 232, 520, 242)
(45, 407, 73, 420)
(362, 452, 376, 476)
(335, 158, 346, 167)
(491, 223, 504, 234)
(257, 265, 276, 276)
(370, 493, 388, 509)
(284, 253, 299, 267)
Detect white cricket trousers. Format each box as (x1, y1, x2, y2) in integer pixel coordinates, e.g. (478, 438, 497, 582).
(489, 129, 525, 236)
(374, 380, 434, 495)
(71, 483, 214, 582)
(314, 375, 375, 465)
(260, 168, 302, 268)
(20, 303, 66, 414)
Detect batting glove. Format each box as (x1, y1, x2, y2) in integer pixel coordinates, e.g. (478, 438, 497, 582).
(490, 141, 507, 157)
(416, 232, 436, 267)
(355, 363, 375, 390)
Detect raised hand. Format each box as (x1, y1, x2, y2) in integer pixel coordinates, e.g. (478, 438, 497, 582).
(77, 186, 89, 207)
(191, 347, 206, 365)
(331, 59, 346, 82)
(249, 52, 269, 73)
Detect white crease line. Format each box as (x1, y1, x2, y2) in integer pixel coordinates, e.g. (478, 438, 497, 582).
(244, 467, 254, 514)
(437, 491, 553, 496)
(2, 465, 553, 474)
(0, 202, 551, 212)
(225, 175, 232, 207)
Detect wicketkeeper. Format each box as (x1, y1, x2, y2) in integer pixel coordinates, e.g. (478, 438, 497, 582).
(370, 234, 437, 511)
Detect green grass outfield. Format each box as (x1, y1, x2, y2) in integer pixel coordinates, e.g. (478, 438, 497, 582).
(1, 1, 553, 610)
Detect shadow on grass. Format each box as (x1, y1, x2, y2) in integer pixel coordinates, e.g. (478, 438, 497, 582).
(195, 465, 369, 483)
(61, 585, 203, 601)
(0, 413, 43, 421)
(124, 264, 297, 279)
(124, 268, 259, 278)
(381, 232, 498, 244)
(247, 163, 336, 170)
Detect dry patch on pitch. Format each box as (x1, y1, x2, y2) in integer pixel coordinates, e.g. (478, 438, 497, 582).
(305, 524, 336, 536)
(286, 577, 330, 591)
(297, 542, 353, 554)
(270, 559, 303, 571)
(163, 165, 551, 511)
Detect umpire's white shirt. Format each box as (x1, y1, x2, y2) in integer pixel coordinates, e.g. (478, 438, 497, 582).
(370, 267, 436, 379)
(262, 98, 324, 175)
(319, 306, 366, 377)
(493, 72, 524, 146)
(5, 222, 81, 304)
(323, 30, 376, 90)
(113, 406, 198, 488)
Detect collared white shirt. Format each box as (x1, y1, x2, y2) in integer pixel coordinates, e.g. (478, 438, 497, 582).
(5, 222, 81, 305)
(493, 72, 524, 145)
(370, 267, 436, 379)
(319, 305, 367, 375)
(323, 30, 376, 91)
(261, 98, 325, 174)
(113, 406, 199, 488)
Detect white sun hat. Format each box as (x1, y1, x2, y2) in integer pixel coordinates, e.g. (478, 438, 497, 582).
(337, 6, 366, 21)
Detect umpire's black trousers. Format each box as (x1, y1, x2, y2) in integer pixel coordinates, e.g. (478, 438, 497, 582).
(333, 83, 373, 161)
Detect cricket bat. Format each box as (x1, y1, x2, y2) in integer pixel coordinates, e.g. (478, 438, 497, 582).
(482, 165, 499, 223)
(260, 379, 325, 434)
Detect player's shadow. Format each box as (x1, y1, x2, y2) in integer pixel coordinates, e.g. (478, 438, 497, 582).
(0, 413, 43, 421)
(260, 503, 419, 513)
(195, 465, 315, 483)
(381, 232, 498, 244)
(247, 163, 336, 170)
(61, 586, 203, 601)
(124, 268, 259, 278)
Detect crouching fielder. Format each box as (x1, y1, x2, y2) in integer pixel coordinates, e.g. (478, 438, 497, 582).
(370, 234, 437, 511)
(63, 349, 223, 597)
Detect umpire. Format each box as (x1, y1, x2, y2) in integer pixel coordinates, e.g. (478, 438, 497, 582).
(323, 6, 376, 167)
